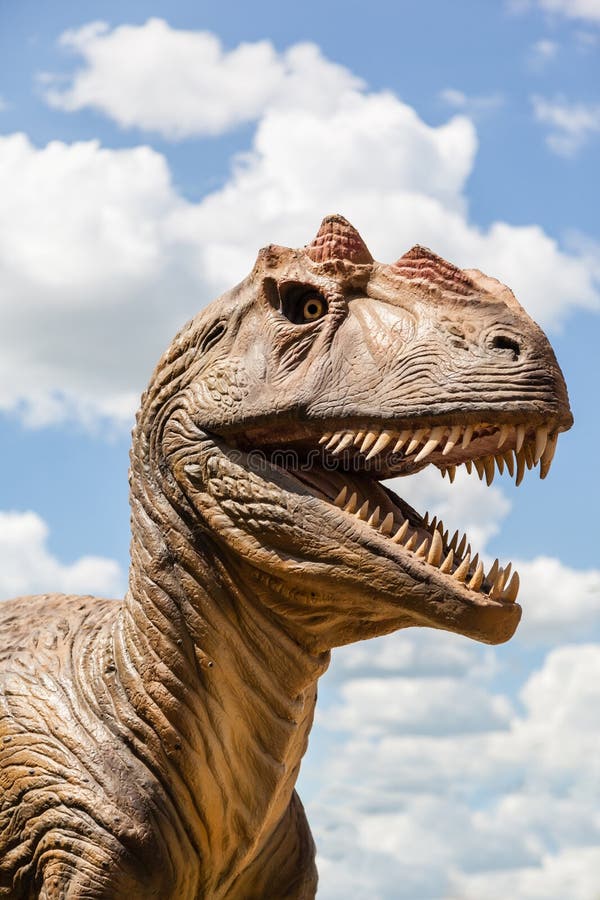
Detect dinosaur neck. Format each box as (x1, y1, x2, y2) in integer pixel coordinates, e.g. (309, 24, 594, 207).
(115, 453, 328, 893)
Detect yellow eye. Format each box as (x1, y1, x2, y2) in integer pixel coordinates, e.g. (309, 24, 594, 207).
(303, 296, 326, 321)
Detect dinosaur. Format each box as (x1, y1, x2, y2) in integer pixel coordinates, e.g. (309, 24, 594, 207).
(0, 216, 572, 899)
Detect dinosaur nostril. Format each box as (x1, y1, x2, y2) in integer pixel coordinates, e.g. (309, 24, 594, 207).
(491, 334, 521, 359)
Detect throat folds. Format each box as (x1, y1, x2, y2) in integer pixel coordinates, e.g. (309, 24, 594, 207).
(117, 427, 327, 893)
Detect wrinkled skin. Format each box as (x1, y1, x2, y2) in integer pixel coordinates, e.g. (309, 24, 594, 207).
(0, 217, 572, 899)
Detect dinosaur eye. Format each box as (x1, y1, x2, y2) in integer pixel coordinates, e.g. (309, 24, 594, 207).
(302, 296, 326, 321)
(275, 281, 329, 325)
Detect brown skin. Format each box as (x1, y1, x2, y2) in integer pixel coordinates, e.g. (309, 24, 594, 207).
(0, 216, 572, 899)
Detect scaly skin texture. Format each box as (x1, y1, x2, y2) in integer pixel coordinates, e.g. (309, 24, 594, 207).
(0, 216, 572, 898)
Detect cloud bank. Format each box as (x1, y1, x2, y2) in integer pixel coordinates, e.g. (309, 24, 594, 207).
(309, 637, 600, 899)
(0, 510, 124, 599)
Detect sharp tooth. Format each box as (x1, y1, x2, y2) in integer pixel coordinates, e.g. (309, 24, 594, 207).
(414, 426, 446, 463)
(474, 458, 486, 481)
(465, 460, 473, 475)
(360, 430, 379, 453)
(503, 570, 520, 602)
(427, 530, 443, 566)
(515, 424, 525, 453)
(440, 549, 454, 573)
(497, 424, 511, 449)
(357, 500, 370, 520)
(484, 456, 495, 486)
(334, 486, 348, 508)
(380, 512, 395, 535)
(404, 532, 418, 551)
(461, 425, 474, 448)
(332, 432, 354, 455)
(468, 560, 485, 591)
(353, 430, 366, 446)
(503, 450, 515, 477)
(319, 432, 333, 445)
(391, 519, 410, 543)
(454, 554, 471, 582)
(487, 558, 500, 584)
(442, 425, 462, 455)
(540, 432, 558, 480)
(345, 492, 359, 513)
(367, 506, 381, 527)
(393, 429, 411, 452)
(440, 467, 448, 479)
(429, 516, 438, 533)
(448, 466, 457, 483)
(534, 425, 548, 463)
(449, 530, 459, 551)
(490, 568, 507, 600)
(406, 428, 428, 454)
(325, 431, 344, 450)
(423, 512, 430, 528)
(515, 450, 526, 486)
(471, 553, 479, 572)
(415, 537, 430, 558)
(525, 444, 535, 470)
(495, 454, 505, 475)
(365, 430, 393, 461)
(503, 562, 512, 584)
(456, 534, 467, 558)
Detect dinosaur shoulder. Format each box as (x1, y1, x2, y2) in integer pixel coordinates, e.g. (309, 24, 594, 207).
(0, 593, 120, 663)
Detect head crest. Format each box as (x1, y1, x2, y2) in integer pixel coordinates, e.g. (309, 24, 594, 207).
(306, 215, 373, 265)
(391, 245, 476, 297)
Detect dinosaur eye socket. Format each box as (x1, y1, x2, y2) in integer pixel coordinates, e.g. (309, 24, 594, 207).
(302, 296, 326, 321)
(274, 281, 329, 325)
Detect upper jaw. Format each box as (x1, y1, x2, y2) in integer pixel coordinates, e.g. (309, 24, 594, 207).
(233, 407, 571, 483)
(317, 414, 570, 484)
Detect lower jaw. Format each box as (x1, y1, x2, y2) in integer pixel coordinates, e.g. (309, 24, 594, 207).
(289, 465, 520, 606)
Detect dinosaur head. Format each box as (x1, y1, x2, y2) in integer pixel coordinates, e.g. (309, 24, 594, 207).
(149, 215, 572, 653)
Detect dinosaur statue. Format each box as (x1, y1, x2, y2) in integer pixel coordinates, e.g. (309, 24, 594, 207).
(0, 216, 572, 899)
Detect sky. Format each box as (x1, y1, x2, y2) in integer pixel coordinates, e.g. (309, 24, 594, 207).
(1, 1, 599, 897)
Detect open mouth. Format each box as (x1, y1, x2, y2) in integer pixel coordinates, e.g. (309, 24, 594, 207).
(235, 416, 567, 611)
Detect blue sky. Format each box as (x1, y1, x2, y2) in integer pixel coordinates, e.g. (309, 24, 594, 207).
(1, 2, 599, 897)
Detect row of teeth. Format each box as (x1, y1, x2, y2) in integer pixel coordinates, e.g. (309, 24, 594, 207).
(319, 422, 558, 483)
(332, 486, 519, 603)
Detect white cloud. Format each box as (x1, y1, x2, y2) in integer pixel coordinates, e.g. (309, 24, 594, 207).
(516, 556, 600, 642)
(511, 0, 600, 21)
(329, 627, 497, 681)
(528, 38, 559, 69)
(308, 642, 600, 899)
(450, 846, 600, 900)
(321, 675, 513, 737)
(0, 510, 124, 599)
(537, 0, 600, 23)
(532, 94, 600, 155)
(439, 87, 505, 116)
(43, 18, 362, 138)
(0, 132, 191, 427)
(1, 25, 597, 427)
